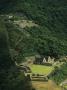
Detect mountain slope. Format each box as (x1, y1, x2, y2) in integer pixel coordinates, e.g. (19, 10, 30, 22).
(0, 17, 32, 90)
(0, 0, 67, 90)
(0, 0, 67, 62)
(49, 63, 67, 85)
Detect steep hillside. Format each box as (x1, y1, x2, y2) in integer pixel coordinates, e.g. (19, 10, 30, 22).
(0, 18, 32, 90)
(49, 63, 67, 85)
(0, 0, 67, 90)
(0, 0, 67, 63)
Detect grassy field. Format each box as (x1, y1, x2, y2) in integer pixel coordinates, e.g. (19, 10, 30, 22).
(28, 64, 54, 75)
(63, 85, 67, 89)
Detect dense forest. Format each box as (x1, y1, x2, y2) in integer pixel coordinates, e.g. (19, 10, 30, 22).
(0, 18, 32, 90)
(0, 0, 67, 59)
(0, 0, 67, 90)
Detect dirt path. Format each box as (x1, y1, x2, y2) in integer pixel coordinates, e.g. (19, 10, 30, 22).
(32, 80, 62, 90)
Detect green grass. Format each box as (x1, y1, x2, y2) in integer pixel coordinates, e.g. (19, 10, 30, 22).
(29, 64, 54, 75)
(64, 85, 67, 89)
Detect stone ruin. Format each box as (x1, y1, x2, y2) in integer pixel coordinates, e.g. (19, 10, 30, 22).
(24, 55, 55, 65)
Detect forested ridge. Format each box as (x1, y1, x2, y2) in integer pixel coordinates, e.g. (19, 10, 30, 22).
(0, 0, 67, 58)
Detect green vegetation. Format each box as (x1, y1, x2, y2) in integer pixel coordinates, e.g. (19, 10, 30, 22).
(4, 17, 67, 63)
(0, 0, 67, 60)
(49, 63, 67, 85)
(0, 18, 32, 90)
(0, 0, 67, 90)
(29, 64, 54, 75)
(64, 85, 67, 90)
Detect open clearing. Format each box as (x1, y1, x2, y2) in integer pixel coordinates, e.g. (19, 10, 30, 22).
(24, 64, 62, 90)
(32, 80, 62, 90)
(28, 64, 54, 75)
(14, 20, 38, 28)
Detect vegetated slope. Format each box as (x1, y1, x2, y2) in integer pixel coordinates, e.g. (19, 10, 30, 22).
(49, 63, 67, 85)
(0, 0, 67, 89)
(1, 0, 67, 59)
(0, 18, 32, 90)
(5, 21, 36, 63)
